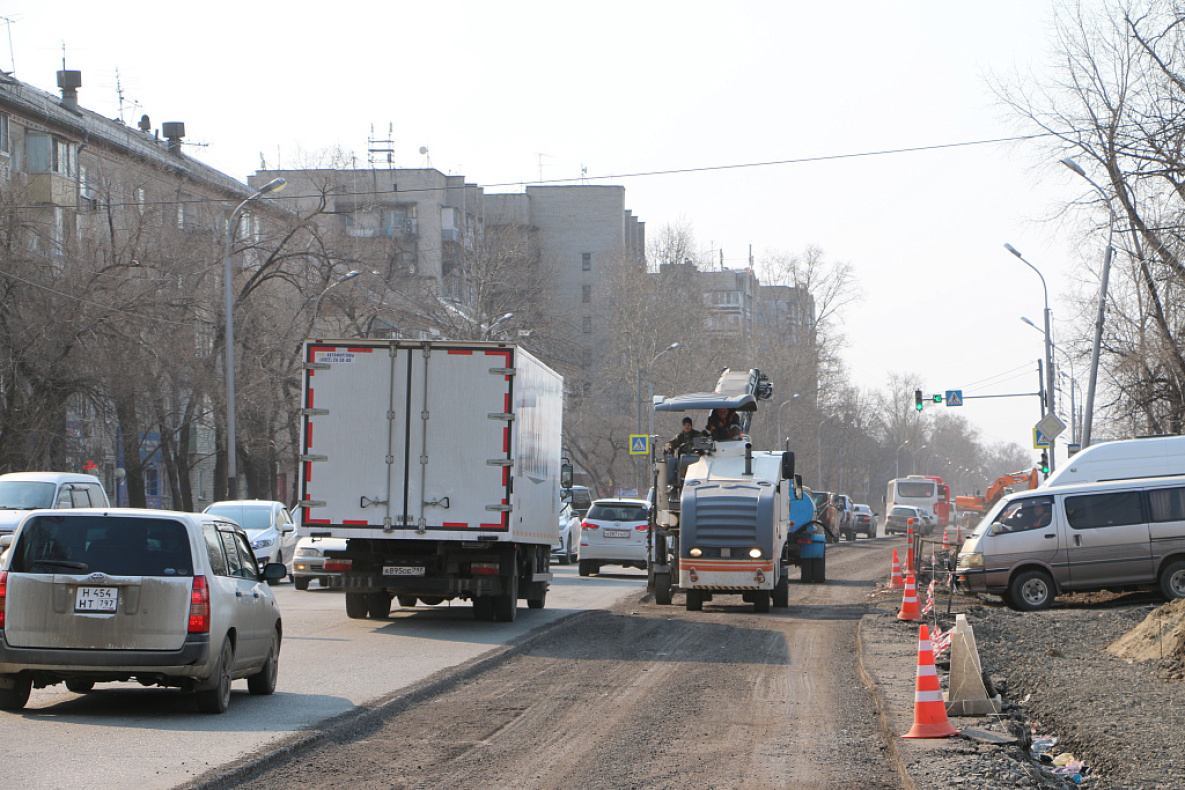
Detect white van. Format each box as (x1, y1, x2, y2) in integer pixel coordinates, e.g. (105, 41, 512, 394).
(1044, 435, 1185, 487)
(955, 474, 1185, 610)
(0, 473, 110, 535)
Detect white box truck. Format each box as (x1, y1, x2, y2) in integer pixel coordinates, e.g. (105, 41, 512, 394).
(295, 339, 567, 622)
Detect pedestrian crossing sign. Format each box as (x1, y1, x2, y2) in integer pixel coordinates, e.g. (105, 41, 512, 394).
(945, 390, 963, 407)
(629, 435, 649, 455)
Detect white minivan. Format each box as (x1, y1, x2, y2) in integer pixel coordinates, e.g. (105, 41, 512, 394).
(956, 475, 1185, 610)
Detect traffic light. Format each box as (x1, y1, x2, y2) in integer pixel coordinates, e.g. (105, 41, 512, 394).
(932, 393, 943, 404)
(1039, 450, 1050, 476)
(914, 390, 924, 411)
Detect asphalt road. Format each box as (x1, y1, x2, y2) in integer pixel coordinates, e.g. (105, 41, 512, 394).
(0, 565, 646, 790)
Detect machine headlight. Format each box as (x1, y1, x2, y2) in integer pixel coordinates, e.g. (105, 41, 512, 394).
(748, 548, 763, 559)
(958, 552, 984, 569)
(689, 547, 703, 557)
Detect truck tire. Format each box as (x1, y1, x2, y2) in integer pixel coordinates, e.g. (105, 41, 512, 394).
(527, 586, 547, 610)
(753, 590, 771, 613)
(494, 571, 518, 622)
(685, 590, 703, 611)
(654, 572, 673, 605)
(294, 576, 310, 591)
(473, 596, 495, 621)
(1007, 569, 1055, 611)
(345, 592, 369, 619)
(397, 595, 418, 608)
(578, 560, 597, 577)
(773, 574, 789, 607)
(367, 592, 392, 619)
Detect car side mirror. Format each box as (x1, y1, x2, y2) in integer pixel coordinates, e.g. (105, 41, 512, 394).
(262, 562, 288, 581)
(282, 523, 295, 533)
(0, 534, 11, 549)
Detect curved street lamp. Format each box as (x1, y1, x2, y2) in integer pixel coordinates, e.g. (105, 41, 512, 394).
(224, 177, 287, 499)
(895, 440, 910, 479)
(1005, 243, 1056, 473)
(777, 393, 801, 446)
(311, 270, 361, 328)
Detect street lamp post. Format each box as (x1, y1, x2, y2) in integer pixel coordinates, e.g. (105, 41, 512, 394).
(910, 444, 928, 475)
(895, 440, 910, 479)
(777, 394, 801, 448)
(1022, 316, 1079, 444)
(310, 270, 361, 329)
(481, 312, 516, 341)
(224, 177, 287, 500)
(638, 343, 680, 494)
(1061, 157, 1117, 448)
(1005, 243, 1057, 473)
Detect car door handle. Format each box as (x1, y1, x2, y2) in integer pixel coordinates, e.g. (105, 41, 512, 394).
(1045, 534, 1056, 539)
(1074, 535, 1082, 547)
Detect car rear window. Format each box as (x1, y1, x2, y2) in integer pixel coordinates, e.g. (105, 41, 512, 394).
(890, 507, 915, 517)
(12, 515, 193, 576)
(588, 503, 648, 521)
(204, 504, 273, 530)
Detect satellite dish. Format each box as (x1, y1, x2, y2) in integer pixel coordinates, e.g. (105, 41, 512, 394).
(419, 147, 428, 155)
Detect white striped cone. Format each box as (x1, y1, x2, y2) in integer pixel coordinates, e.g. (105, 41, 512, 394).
(902, 624, 959, 739)
(897, 574, 921, 621)
(889, 548, 905, 589)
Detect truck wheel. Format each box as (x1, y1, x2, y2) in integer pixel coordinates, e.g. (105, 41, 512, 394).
(494, 572, 518, 622)
(753, 591, 771, 613)
(1007, 569, 1054, 611)
(1159, 560, 1185, 601)
(685, 590, 703, 611)
(397, 595, 418, 608)
(473, 596, 495, 621)
(367, 592, 392, 619)
(294, 576, 310, 591)
(654, 572, 673, 605)
(345, 592, 369, 619)
(773, 574, 789, 607)
(578, 560, 596, 577)
(527, 587, 547, 610)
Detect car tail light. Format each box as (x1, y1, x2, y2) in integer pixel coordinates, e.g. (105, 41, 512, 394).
(582, 521, 597, 529)
(471, 562, 499, 576)
(189, 576, 210, 634)
(324, 558, 353, 572)
(0, 570, 7, 629)
(635, 524, 648, 531)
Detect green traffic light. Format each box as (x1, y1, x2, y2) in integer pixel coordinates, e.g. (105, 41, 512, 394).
(932, 394, 943, 403)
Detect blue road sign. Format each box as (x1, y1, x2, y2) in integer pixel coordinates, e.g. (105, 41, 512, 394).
(1033, 428, 1051, 449)
(945, 390, 963, 407)
(629, 435, 650, 455)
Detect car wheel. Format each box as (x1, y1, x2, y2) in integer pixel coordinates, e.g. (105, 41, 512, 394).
(685, 589, 703, 611)
(578, 560, 596, 577)
(654, 571, 673, 606)
(1159, 560, 1185, 601)
(247, 630, 280, 696)
(0, 675, 31, 711)
(753, 590, 771, 613)
(1007, 569, 1055, 611)
(195, 637, 234, 714)
(294, 576, 310, 591)
(773, 574, 789, 607)
(65, 679, 95, 694)
(345, 593, 369, 619)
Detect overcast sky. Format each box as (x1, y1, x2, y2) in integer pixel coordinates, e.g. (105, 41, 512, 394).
(5, 1, 1109, 468)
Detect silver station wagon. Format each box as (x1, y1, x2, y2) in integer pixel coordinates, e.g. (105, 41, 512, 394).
(0, 509, 286, 713)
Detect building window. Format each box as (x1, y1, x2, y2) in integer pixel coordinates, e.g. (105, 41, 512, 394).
(582, 316, 592, 334)
(582, 285, 591, 303)
(581, 252, 591, 271)
(136, 188, 147, 213)
(0, 112, 9, 155)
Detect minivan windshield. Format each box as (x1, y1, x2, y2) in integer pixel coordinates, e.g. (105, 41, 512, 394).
(12, 515, 193, 576)
(0, 481, 55, 510)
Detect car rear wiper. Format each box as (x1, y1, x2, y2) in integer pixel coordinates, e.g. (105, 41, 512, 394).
(29, 559, 89, 572)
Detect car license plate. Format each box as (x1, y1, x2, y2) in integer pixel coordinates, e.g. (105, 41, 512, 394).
(75, 586, 118, 613)
(604, 529, 630, 538)
(383, 566, 425, 576)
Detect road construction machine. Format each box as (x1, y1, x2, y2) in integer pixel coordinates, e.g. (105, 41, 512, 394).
(648, 369, 827, 613)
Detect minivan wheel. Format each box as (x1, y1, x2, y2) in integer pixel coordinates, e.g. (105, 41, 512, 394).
(0, 675, 31, 711)
(1007, 570, 1055, 611)
(247, 630, 280, 696)
(196, 638, 234, 714)
(1159, 560, 1185, 600)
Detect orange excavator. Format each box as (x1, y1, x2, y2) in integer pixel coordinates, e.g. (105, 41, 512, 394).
(955, 469, 1039, 516)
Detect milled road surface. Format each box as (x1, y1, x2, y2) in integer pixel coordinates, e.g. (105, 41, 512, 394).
(213, 539, 901, 790)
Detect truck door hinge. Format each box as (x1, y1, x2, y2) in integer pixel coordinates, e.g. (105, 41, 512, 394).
(486, 459, 513, 467)
(301, 408, 329, 416)
(299, 454, 328, 462)
(489, 367, 515, 377)
(304, 361, 330, 371)
(488, 412, 514, 422)
(486, 504, 512, 512)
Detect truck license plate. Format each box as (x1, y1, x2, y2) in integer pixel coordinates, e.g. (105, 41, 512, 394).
(383, 566, 425, 576)
(604, 529, 630, 538)
(75, 587, 118, 613)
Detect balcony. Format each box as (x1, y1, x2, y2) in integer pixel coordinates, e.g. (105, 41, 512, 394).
(28, 173, 74, 206)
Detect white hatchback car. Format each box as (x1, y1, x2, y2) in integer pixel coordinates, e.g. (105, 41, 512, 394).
(203, 500, 297, 582)
(578, 498, 650, 576)
(0, 508, 286, 713)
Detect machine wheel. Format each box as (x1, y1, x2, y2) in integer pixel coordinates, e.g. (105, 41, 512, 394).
(367, 592, 392, 619)
(578, 560, 597, 577)
(654, 572, 673, 605)
(294, 576, 310, 591)
(247, 630, 280, 696)
(195, 638, 234, 714)
(397, 595, 418, 608)
(753, 590, 771, 613)
(0, 676, 31, 711)
(65, 679, 95, 694)
(1007, 569, 1055, 611)
(345, 592, 369, 619)
(494, 570, 518, 622)
(1159, 560, 1185, 601)
(772, 574, 789, 607)
(473, 596, 496, 621)
(685, 589, 703, 611)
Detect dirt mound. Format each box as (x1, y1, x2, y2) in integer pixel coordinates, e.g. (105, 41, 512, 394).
(1107, 598, 1185, 664)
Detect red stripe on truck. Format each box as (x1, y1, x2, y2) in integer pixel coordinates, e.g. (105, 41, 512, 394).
(448, 349, 473, 355)
(346, 347, 373, 353)
(443, 522, 468, 528)
(342, 520, 369, 524)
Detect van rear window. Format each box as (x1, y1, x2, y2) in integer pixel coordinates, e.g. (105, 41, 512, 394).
(12, 515, 193, 576)
(1064, 492, 1144, 530)
(1148, 487, 1185, 522)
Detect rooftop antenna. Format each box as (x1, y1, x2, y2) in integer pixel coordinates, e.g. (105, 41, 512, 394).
(0, 16, 16, 74)
(368, 122, 395, 168)
(419, 146, 432, 168)
(115, 68, 141, 124)
(536, 152, 552, 184)
(580, 164, 588, 184)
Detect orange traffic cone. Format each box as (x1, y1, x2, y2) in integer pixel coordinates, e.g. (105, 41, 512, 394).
(888, 548, 905, 589)
(902, 623, 959, 739)
(906, 526, 915, 573)
(897, 574, 921, 621)
(942, 526, 950, 552)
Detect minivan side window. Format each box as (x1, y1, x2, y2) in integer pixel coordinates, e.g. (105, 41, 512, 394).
(1064, 492, 1144, 530)
(203, 526, 229, 576)
(1148, 487, 1185, 522)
